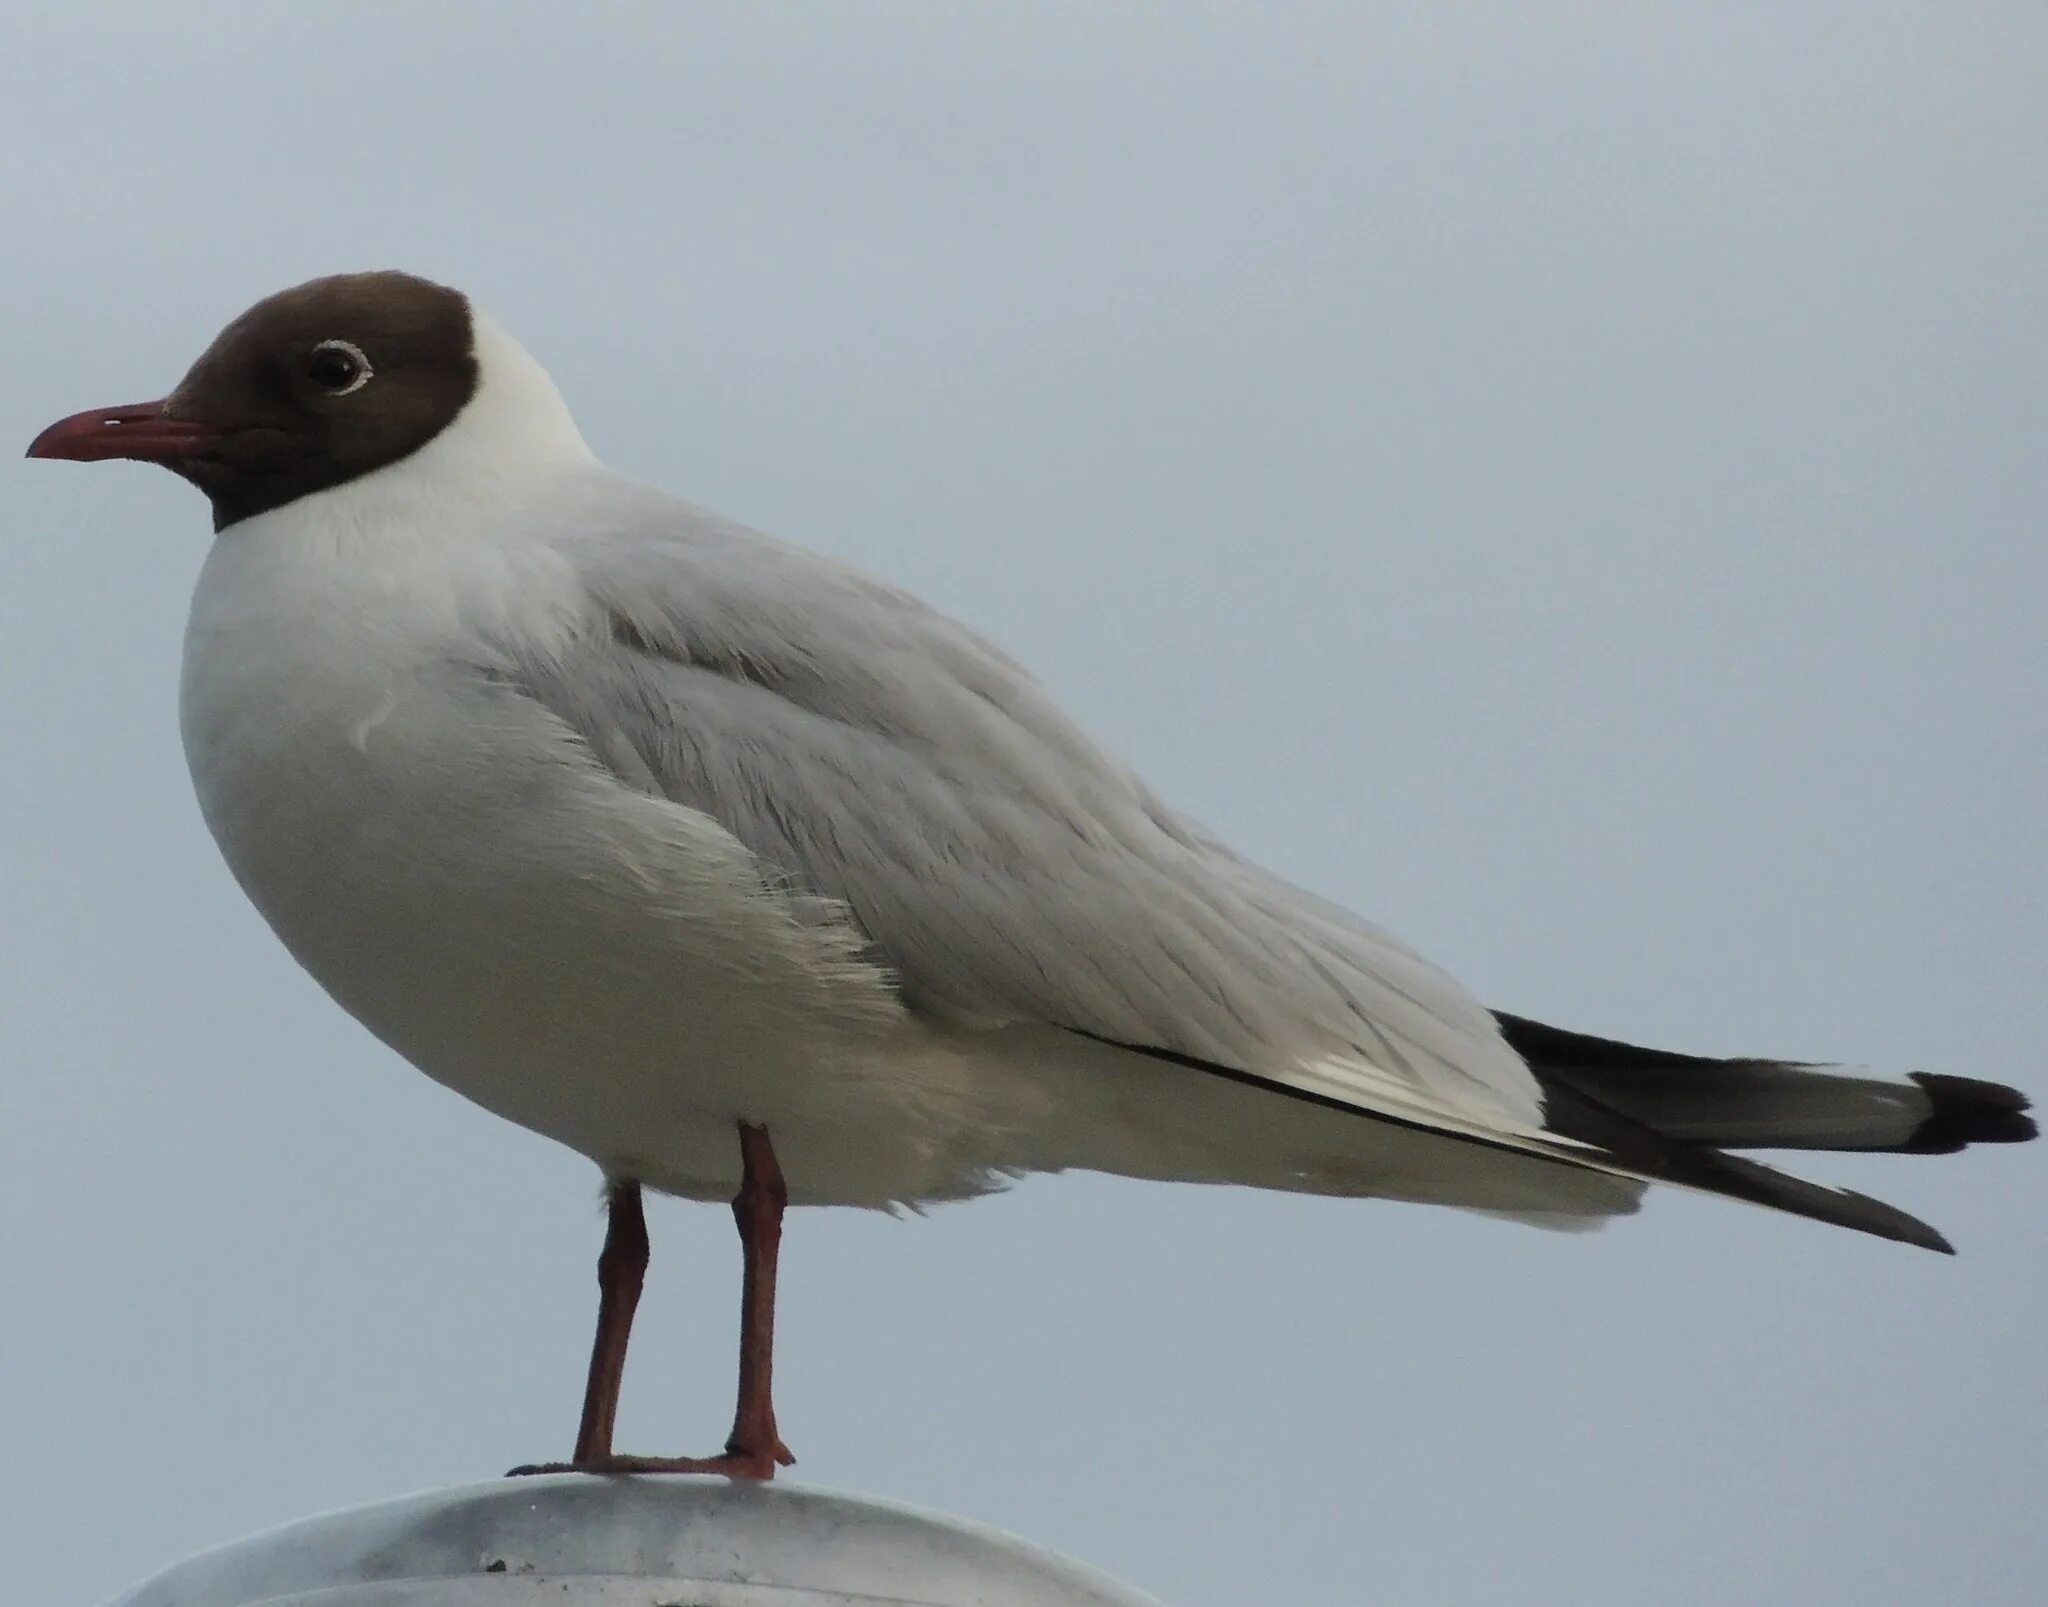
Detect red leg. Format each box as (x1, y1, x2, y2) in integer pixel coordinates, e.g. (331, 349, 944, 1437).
(573, 1179, 648, 1462)
(509, 1125, 794, 1479)
(724, 1123, 795, 1470)
(508, 1178, 647, 1476)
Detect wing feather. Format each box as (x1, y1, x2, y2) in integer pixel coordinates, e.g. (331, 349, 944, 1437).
(505, 483, 1553, 1143)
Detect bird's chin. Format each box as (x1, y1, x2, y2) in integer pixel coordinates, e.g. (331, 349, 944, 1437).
(164, 453, 233, 487)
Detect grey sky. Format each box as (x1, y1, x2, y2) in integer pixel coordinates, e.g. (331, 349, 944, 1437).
(3, 5, 2043, 1603)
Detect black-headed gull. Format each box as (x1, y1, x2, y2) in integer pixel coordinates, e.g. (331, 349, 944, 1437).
(30, 271, 2034, 1478)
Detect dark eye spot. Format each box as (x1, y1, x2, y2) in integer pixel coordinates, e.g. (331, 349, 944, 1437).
(306, 339, 372, 395)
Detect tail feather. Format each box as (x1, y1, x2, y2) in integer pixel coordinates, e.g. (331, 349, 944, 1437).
(1496, 1012, 2036, 1156)
(1080, 1025, 1977, 1252)
(1900, 1073, 2038, 1154)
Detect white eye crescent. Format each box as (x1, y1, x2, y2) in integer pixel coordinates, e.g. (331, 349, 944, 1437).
(307, 338, 373, 395)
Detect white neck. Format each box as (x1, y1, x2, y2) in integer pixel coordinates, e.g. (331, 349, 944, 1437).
(451, 308, 596, 476)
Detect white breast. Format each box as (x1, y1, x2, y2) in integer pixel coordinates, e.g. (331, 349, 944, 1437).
(184, 492, 1018, 1204)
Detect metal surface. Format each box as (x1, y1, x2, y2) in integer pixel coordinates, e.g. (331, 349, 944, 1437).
(103, 1474, 1167, 1607)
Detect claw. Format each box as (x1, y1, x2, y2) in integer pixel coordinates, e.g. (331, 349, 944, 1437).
(507, 1450, 784, 1480)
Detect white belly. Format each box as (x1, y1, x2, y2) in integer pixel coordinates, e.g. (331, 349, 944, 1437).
(177, 521, 1036, 1208)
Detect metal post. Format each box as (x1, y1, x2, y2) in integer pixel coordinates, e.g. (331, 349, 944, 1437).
(102, 1475, 1167, 1606)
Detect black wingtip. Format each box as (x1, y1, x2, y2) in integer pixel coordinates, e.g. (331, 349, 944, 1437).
(1913, 1219, 1958, 1257)
(1905, 1074, 2038, 1155)
(1779, 1173, 1954, 1256)
(1529, 1072, 1963, 1254)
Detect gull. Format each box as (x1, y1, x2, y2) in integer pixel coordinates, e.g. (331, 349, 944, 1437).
(29, 271, 2034, 1478)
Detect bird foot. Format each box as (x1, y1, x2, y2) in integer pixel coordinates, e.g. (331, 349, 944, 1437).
(507, 1442, 795, 1480)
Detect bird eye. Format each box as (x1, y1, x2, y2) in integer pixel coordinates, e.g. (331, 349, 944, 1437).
(306, 339, 373, 395)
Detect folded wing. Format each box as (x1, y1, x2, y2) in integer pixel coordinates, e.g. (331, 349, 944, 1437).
(509, 487, 1552, 1148)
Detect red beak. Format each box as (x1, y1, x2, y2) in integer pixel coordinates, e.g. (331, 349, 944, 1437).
(26, 400, 224, 463)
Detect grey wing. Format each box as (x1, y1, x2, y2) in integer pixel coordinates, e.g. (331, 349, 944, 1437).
(509, 486, 1557, 1146)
